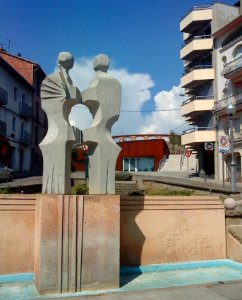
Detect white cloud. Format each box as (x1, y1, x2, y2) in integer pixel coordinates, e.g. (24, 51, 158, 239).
(140, 86, 186, 134)
(69, 56, 185, 135)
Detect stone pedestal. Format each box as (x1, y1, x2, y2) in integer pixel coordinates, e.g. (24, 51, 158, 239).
(34, 194, 120, 294)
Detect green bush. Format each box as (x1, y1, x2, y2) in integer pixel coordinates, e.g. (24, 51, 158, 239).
(0, 188, 11, 194)
(115, 172, 132, 181)
(145, 188, 193, 196)
(71, 183, 89, 195)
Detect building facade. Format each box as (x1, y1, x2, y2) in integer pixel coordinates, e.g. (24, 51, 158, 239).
(72, 134, 170, 173)
(0, 50, 46, 174)
(114, 135, 170, 172)
(213, 7, 242, 181)
(180, 2, 240, 178)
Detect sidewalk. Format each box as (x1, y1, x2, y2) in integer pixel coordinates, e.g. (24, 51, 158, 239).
(132, 171, 242, 197)
(45, 281, 242, 300)
(0, 171, 241, 197)
(1, 279, 242, 299)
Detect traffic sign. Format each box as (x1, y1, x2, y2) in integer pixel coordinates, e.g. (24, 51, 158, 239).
(80, 144, 88, 153)
(219, 135, 230, 153)
(204, 142, 213, 151)
(185, 150, 191, 158)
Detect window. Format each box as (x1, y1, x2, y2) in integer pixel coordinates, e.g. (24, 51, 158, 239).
(13, 87, 17, 101)
(36, 79, 40, 96)
(123, 159, 129, 171)
(20, 123, 24, 139)
(12, 117, 16, 131)
(123, 157, 154, 172)
(35, 126, 39, 145)
(36, 102, 39, 121)
(233, 44, 242, 59)
(22, 93, 25, 103)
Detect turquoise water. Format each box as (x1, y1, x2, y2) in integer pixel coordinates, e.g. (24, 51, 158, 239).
(1, 259, 242, 299)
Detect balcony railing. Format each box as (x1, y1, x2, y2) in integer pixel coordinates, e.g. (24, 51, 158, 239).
(183, 126, 214, 134)
(0, 120, 6, 136)
(214, 93, 242, 111)
(19, 103, 32, 119)
(183, 64, 213, 76)
(19, 131, 31, 145)
(222, 31, 242, 48)
(181, 35, 211, 48)
(0, 87, 8, 105)
(181, 5, 211, 20)
(182, 95, 214, 105)
(221, 56, 242, 77)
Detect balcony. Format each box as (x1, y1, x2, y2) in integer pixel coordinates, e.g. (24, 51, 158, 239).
(19, 131, 31, 145)
(0, 120, 6, 136)
(214, 93, 242, 112)
(221, 56, 242, 80)
(181, 96, 214, 117)
(180, 6, 212, 33)
(181, 127, 215, 145)
(0, 87, 8, 106)
(181, 65, 214, 89)
(180, 35, 212, 60)
(19, 103, 32, 119)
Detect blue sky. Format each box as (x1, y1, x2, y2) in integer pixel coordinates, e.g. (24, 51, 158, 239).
(0, 0, 237, 135)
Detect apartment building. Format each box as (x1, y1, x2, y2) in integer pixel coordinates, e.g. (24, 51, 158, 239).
(0, 49, 46, 174)
(180, 2, 240, 177)
(213, 3, 242, 181)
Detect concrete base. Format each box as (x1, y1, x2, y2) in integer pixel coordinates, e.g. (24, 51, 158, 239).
(121, 196, 226, 266)
(34, 194, 120, 294)
(0, 195, 35, 274)
(227, 231, 242, 263)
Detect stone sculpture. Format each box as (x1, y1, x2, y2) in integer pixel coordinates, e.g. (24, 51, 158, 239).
(82, 54, 121, 194)
(40, 51, 81, 194)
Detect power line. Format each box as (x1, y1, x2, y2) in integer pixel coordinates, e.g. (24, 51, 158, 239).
(76, 106, 181, 113)
(120, 108, 180, 112)
(171, 122, 187, 132)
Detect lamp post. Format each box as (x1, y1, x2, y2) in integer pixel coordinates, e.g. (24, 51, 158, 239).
(226, 103, 236, 192)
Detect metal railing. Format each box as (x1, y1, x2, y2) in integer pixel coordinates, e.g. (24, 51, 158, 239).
(182, 64, 213, 76)
(181, 5, 212, 21)
(19, 131, 31, 145)
(19, 103, 32, 119)
(181, 35, 211, 48)
(183, 126, 214, 134)
(222, 32, 242, 48)
(0, 87, 8, 105)
(221, 55, 242, 77)
(214, 92, 242, 111)
(0, 120, 6, 136)
(182, 95, 214, 105)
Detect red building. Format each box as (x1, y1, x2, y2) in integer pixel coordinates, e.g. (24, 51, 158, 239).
(72, 134, 170, 172)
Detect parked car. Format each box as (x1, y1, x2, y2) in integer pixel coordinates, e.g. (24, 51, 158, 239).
(0, 162, 13, 182)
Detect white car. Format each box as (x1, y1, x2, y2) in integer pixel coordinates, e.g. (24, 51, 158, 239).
(0, 162, 13, 182)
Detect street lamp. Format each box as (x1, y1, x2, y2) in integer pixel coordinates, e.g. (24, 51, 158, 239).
(226, 103, 236, 192)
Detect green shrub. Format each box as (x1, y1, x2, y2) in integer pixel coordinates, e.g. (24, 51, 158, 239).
(71, 183, 89, 195)
(115, 172, 132, 181)
(145, 188, 193, 196)
(0, 188, 11, 194)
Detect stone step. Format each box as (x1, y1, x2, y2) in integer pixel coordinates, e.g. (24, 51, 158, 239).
(228, 225, 242, 245)
(115, 181, 139, 196)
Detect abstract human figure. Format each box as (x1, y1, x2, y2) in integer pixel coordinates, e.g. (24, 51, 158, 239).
(82, 54, 121, 194)
(40, 52, 81, 194)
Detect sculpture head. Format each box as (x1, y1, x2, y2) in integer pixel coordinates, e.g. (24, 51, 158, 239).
(93, 54, 110, 72)
(57, 51, 74, 70)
